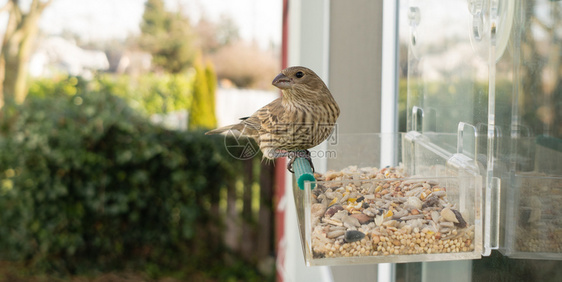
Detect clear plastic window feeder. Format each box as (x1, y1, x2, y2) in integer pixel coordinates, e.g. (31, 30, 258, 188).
(292, 133, 490, 266)
(291, 0, 562, 267)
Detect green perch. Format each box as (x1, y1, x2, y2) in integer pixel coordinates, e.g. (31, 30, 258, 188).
(293, 157, 316, 190)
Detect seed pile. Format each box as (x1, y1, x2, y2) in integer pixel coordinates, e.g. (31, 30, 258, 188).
(310, 166, 475, 259)
(514, 176, 562, 253)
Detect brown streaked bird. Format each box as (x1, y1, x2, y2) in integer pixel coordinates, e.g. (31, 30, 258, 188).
(205, 66, 340, 172)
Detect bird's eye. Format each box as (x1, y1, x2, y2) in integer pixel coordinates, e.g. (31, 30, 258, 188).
(295, 71, 304, 78)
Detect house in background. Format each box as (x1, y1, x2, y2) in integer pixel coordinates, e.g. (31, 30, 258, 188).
(29, 37, 109, 79)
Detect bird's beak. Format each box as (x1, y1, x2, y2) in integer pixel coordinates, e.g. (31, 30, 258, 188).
(272, 73, 291, 89)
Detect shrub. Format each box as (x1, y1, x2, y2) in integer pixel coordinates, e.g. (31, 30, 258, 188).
(95, 73, 194, 116)
(188, 58, 217, 130)
(28, 73, 194, 117)
(0, 92, 239, 276)
(27, 75, 88, 98)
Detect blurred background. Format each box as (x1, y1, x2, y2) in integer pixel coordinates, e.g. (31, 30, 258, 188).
(0, 0, 281, 280)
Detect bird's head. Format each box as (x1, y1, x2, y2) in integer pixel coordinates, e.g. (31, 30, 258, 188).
(272, 66, 326, 97)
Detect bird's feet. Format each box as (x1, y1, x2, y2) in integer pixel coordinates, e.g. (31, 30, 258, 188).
(287, 150, 315, 173)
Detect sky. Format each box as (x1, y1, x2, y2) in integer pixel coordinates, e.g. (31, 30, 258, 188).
(32, 0, 281, 49)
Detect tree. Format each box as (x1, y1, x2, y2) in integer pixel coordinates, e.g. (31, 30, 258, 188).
(188, 56, 217, 130)
(215, 15, 240, 47)
(139, 0, 196, 73)
(0, 0, 53, 109)
(194, 15, 240, 54)
(205, 59, 217, 122)
(211, 41, 279, 89)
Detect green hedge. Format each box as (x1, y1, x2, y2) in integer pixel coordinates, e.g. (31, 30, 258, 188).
(0, 92, 255, 278)
(28, 73, 194, 116)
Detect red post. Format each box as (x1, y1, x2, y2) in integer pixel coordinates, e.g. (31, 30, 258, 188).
(275, 0, 289, 281)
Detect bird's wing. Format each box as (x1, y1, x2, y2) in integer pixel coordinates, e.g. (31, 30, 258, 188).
(251, 98, 285, 132)
(208, 98, 285, 138)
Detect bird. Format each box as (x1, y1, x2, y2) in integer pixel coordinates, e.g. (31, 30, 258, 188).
(205, 66, 340, 173)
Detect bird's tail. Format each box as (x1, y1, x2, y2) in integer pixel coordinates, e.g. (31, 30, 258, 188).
(205, 124, 244, 135)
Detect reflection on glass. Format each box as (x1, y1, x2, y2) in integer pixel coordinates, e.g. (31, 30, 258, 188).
(499, 0, 562, 259)
(405, 0, 562, 261)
